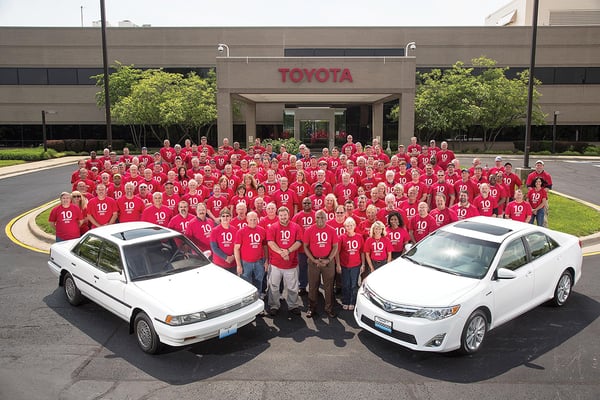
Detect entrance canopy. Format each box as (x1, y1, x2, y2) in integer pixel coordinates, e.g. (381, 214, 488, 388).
(216, 56, 415, 148)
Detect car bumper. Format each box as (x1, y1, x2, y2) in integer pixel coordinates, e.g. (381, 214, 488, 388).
(354, 289, 464, 352)
(47, 260, 62, 278)
(153, 299, 264, 347)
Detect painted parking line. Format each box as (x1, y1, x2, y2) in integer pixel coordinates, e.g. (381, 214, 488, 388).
(4, 200, 56, 254)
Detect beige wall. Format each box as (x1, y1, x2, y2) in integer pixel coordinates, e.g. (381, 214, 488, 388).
(0, 26, 599, 131)
(486, 0, 600, 26)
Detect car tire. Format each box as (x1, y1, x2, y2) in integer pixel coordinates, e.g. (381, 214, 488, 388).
(459, 309, 487, 355)
(63, 272, 84, 306)
(134, 312, 161, 354)
(551, 270, 573, 307)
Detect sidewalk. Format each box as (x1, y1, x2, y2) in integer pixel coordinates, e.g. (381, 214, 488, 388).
(3, 156, 600, 255)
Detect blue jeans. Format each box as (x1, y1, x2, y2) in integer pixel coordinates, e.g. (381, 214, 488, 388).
(530, 208, 545, 226)
(298, 252, 308, 289)
(242, 259, 265, 293)
(341, 265, 361, 305)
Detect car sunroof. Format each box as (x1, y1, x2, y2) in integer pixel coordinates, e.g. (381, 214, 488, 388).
(454, 221, 513, 236)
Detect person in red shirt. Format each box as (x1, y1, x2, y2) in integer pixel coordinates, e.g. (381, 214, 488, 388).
(259, 202, 278, 231)
(527, 177, 548, 226)
(161, 181, 181, 216)
(266, 207, 304, 316)
(49, 192, 83, 241)
(198, 135, 215, 156)
(502, 162, 523, 201)
(167, 200, 194, 233)
(473, 183, 498, 217)
(209, 208, 239, 274)
(185, 203, 215, 252)
(505, 189, 533, 223)
(408, 202, 437, 243)
(87, 184, 118, 228)
(386, 211, 410, 259)
(364, 221, 393, 275)
(292, 197, 316, 296)
(142, 192, 172, 227)
(429, 170, 455, 208)
(234, 211, 268, 294)
(272, 177, 298, 215)
(430, 193, 458, 229)
(303, 210, 339, 318)
(435, 141, 455, 170)
(290, 169, 312, 203)
(451, 190, 480, 221)
(117, 182, 145, 222)
(335, 217, 365, 310)
(407, 136, 421, 158)
(454, 169, 479, 202)
(159, 139, 175, 167)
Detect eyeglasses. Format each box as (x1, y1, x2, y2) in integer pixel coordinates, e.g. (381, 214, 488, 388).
(72, 195, 81, 198)
(335, 211, 345, 214)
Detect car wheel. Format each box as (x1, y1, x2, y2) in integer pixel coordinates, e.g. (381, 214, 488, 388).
(459, 310, 487, 355)
(552, 270, 573, 307)
(134, 312, 161, 354)
(63, 272, 84, 306)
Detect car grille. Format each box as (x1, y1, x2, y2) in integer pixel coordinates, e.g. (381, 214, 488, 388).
(367, 291, 418, 317)
(205, 301, 247, 320)
(360, 315, 417, 344)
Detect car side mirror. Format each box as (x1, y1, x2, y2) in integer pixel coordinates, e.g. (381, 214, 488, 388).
(106, 271, 126, 282)
(496, 268, 517, 280)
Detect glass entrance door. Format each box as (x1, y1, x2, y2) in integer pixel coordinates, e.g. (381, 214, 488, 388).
(299, 119, 329, 149)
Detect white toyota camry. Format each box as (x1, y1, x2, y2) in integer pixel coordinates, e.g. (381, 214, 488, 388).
(47, 222, 264, 354)
(354, 216, 583, 354)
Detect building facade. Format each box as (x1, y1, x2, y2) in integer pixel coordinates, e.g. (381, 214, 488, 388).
(0, 25, 599, 148)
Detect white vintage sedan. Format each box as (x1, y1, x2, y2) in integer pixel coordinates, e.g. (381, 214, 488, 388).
(354, 216, 583, 354)
(47, 222, 264, 354)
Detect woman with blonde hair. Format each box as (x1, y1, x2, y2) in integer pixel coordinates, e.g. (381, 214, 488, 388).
(364, 220, 393, 275)
(323, 193, 338, 221)
(70, 190, 89, 235)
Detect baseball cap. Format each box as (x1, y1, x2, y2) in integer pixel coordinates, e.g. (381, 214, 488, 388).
(536, 160, 544, 165)
(315, 183, 323, 188)
(142, 146, 147, 150)
(495, 156, 503, 162)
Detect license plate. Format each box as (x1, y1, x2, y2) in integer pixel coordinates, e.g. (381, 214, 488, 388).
(218, 324, 238, 339)
(374, 316, 393, 334)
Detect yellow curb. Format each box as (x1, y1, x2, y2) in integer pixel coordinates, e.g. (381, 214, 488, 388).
(4, 200, 57, 254)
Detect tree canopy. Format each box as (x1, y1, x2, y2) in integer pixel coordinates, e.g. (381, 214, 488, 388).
(390, 56, 545, 149)
(93, 63, 217, 148)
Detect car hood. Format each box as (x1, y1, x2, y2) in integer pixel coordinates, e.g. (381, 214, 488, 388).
(132, 265, 257, 315)
(365, 259, 480, 307)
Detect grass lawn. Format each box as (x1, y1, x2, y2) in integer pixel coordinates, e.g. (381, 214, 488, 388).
(547, 192, 600, 237)
(36, 207, 55, 235)
(0, 160, 26, 167)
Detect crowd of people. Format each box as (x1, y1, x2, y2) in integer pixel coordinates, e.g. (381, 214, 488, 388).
(49, 134, 553, 317)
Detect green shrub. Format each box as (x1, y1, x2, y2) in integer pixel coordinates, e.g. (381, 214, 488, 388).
(64, 139, 85, 153)
(46, 140, 65, 152)
(264, 137, 302, 156)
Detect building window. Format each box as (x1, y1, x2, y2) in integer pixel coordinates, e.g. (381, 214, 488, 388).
(18, 68, 48, 85)
(48, 68, 78, 85)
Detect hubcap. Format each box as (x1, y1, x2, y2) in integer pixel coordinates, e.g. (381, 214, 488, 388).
(557, 274, 571, 304)
(465, 315, 486, 352)
(136, 319, 152, 349)
(65, 277, 76, 300)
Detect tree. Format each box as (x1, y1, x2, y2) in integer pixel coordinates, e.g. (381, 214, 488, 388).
(390, 56, 545, 150)
(94, 63, 218, 148)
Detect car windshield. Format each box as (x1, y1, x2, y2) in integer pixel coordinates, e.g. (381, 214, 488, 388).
(403, 230, 499, 279)
(123, 235, 211, 281)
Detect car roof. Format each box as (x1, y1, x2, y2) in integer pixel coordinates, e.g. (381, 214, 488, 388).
(442, 216, 537, 244)
(85, 222, 180, 245)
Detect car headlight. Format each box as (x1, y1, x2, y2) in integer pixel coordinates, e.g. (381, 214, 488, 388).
(241, 291, 259, 306)
(360, 281, 373, 299)
(165, 312, 207, 326)
(413, 305, 460, 321)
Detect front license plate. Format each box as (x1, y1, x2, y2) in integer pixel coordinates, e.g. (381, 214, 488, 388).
(374, 316, 392, 334)
(219, 324, 238, 339)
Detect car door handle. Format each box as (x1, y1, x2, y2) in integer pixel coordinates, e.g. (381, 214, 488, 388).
(94, 275, 99, 280)
(71, 263, 76, 266)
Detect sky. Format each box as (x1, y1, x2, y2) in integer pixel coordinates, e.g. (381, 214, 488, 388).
(0, 0, 511, 27)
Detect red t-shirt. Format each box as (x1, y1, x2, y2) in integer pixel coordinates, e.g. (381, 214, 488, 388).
(408, 214, 437, 243)
(235, 225, 267, 262)
(505, 201, 533, 222)
(116, 196, 145, 222)
(364, 236, 393, 261)
(272, 189, 298, 212)
(327, 219, 347, 238)
(387, 226, 410, 253)
(167, 213, 195, 233)
(473, 195, 498, 217)
(267, 221, 303, 269)
(49, 204, 83, 240)
(141, 205, 173, 227)
(87, 196, 118, 226)
(338, 233, 364, 267)
(210, 224, 238, 268)
(185, 217, 215, 251)
(303, 224, 338, 258)
(527, 188, 548, 209)
(430, 207, 458, 228)
(451, 203, 480, 220)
